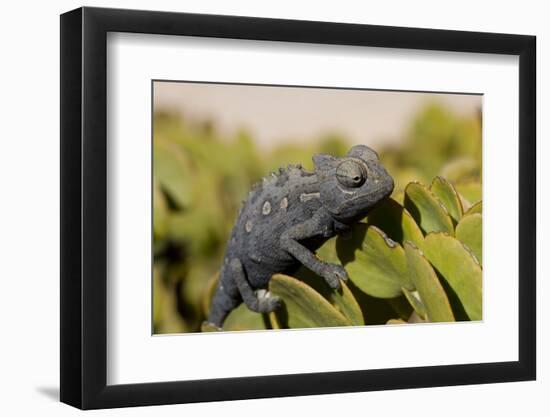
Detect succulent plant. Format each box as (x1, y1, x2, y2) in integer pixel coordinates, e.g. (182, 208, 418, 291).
(200, 175, 482, 331)
(152, 105, 482, 333)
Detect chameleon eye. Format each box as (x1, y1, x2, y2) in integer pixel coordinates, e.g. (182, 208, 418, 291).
(336, 160, 367, 188)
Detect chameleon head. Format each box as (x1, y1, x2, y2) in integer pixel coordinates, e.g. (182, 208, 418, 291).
(313, 145, 394, 223)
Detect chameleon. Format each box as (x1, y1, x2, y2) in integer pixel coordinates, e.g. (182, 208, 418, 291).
(206, 145, 394, 329)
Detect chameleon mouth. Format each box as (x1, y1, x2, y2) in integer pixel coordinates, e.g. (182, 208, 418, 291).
(353, 188, 392, 207)
(334, 178, 394, 218)
(332, 190, 392, 222)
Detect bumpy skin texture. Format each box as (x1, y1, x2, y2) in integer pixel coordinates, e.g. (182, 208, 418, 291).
(206, 145, 394, 329)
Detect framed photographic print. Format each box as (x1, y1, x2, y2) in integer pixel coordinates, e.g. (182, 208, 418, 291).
(60, 6, 536, 409)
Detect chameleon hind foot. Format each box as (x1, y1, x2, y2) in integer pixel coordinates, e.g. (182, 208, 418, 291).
(228, 258, 280, 314)
(254, 289, 281, 313)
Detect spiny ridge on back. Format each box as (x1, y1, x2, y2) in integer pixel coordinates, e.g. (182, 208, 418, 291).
(251, 164, 310, 192)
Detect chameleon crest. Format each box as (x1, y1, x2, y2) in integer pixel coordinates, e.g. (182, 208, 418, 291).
(206, 145, 394, 329)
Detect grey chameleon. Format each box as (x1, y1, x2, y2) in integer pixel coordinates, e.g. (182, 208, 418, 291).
(206, 145, 394, 329)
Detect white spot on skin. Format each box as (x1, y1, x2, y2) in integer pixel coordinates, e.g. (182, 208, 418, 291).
(299, 192, 320, 202)
(245, 220, 253, 233)
(280, 197, 288, 209)
(262, 201, 271, 215)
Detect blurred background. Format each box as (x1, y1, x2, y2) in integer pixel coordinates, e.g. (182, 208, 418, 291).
(153, 81, 482, 334)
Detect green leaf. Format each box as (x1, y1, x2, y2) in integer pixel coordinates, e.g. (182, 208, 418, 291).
(268, 312, 281, 329)
(464, 201, 482, 216)
(346, 279, 409, 325)
(386, 319, 407, 325)
(402, 288, 427, 320)
(153, 267, 164, 330)
(315, 237, 340, 265)
(430, 176, 463, 223)
(169, 209, 221, 256)
(223, 304, 268, 331)
(387, 295, 414, 321)
(366, 198, 425, 250)
(404, 242, 455, 322)
(269, 274, 351, 328)
(408, 312, 427, 323)
(455, 182, 482, 206)
(332, 280, 364, 325)
(404, 182, 454, 235)
(336, 224, 413, 298)
(423, 233, 482, 321)
(154, 138, 193, 208)
(456, 213, 482, 265)
(153, 265, 187, 334)
(295, 240, 364, 325)
(439, 157, 480, 183)
(153, 180, 170, 239)
(392, 191, 405, 206)
(293, 266, 365, 326)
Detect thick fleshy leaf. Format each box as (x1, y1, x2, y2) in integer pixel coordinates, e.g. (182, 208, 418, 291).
(455, 182, 482, 206)
(404, 242, 455, 322)
(408, 312, 427, 323)
(153, 267, 164, 330)
(223, 304, 267, 331)
(153, 180, 169, 239)
(268, 312, 281, 329)
(294, 265, 365, 326)
(386, 319, 407, 325)
(346, 280, 410, 325)
(402, 288, 427, 320)
(366, 198, 425, 249)
(404, 182, 454, 235)
(423, 233, 482, 321)
(430, 176, 463, 223)
(315, 238, 340, 265)
(392, 191, 405, 206)
(439, 157, 480, 183)
(294, 240, 364, 325)
(153, 138, 193, 208)
(464, 201, 482, 216)
(456, 213, 482, 265)
(333, 280, 365, 325)
(153, 265, 187, 334)
(336, 224, 413, 298)
(269, 274, 351, 328)
(386, 295, 413, 320)
(169, 209, 220, 255)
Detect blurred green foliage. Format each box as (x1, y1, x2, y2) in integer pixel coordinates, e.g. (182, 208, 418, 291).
(153, 103, 482, 333)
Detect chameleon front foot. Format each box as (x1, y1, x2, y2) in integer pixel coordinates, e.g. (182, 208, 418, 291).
(322, 264, 349, 290)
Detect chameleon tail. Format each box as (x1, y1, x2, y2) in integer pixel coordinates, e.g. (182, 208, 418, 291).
(205, 273, 241, 329)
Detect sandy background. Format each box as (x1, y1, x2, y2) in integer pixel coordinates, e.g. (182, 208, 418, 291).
(154, 81, 481, 148)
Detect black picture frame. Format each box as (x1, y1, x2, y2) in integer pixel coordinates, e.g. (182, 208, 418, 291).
(60, 6, 536, 410)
